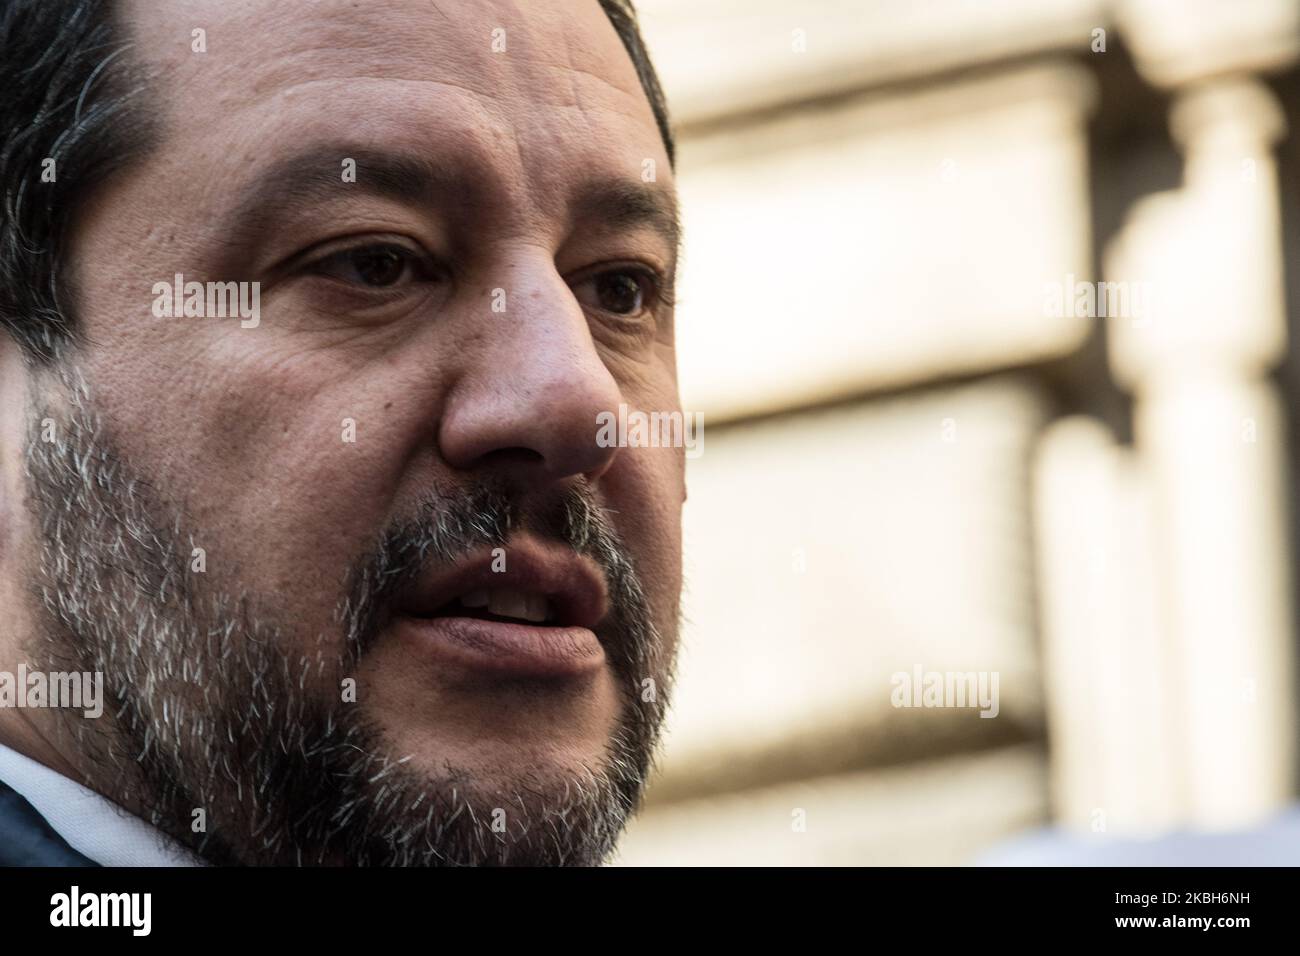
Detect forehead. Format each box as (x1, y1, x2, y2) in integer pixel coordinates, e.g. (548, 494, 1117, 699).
(120, 0, 671, 216)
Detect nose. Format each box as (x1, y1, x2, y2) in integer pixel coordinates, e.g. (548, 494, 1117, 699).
(438, 260, 623, 487)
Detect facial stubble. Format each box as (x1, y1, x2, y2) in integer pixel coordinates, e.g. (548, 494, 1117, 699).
(19, 366, 675, 865)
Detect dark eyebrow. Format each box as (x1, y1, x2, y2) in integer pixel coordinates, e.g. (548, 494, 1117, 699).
(217, 145, 484, 250)
(570, 179, 682, 259)
(215, 144, 680, 267)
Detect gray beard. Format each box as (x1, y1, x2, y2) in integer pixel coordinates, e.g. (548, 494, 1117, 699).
(21, 365, 673, 866)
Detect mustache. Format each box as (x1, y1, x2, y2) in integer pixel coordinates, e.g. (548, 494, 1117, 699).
(339, 480, 653, 672)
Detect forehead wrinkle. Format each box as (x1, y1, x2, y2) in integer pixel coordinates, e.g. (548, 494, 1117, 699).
(120, 11, 673, 269)
(126, 0, 658, 144)
(122, 2, 670, 227)
(551, 15, 650, 116)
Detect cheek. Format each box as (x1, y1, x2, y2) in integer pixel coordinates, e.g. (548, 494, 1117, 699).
(604, 444, 684, 618)
(72, 339, 427, 620)
(604, 371, 686, 615)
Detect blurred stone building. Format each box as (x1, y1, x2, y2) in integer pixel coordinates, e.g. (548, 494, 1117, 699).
(615, 0, 1300, 864)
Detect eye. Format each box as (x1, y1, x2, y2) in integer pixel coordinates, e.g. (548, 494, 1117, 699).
(574, 268, 658, 317)
(308, 243, 439, 288)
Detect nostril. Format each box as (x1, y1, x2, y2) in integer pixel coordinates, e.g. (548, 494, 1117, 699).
(480, 447, 545, 469)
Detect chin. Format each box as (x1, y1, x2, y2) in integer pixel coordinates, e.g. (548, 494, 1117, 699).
(360, 659, 627, 778)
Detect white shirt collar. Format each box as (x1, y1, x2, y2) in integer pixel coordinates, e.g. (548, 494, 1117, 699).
(0, 742, 205, 867)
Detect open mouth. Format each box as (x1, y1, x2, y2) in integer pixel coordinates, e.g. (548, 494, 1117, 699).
(392, 537, 609, 633)
(426, 588, 559, 626)
(390, 540, 611, 678)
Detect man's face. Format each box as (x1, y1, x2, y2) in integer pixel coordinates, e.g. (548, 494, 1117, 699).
(0, 0, 682, 864)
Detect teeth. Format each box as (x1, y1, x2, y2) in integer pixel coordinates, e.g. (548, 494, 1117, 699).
(523, 592, 549, 622)
(488, 589, 530, 620)
(469, 588, 550, 623)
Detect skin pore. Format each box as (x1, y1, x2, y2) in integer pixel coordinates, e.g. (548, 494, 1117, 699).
(0, 0, 683, 865)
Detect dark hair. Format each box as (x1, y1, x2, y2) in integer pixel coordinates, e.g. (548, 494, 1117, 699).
(0, 0, 155, 363)
(0, 0, 675, 364)
(599, 0, 675, 168)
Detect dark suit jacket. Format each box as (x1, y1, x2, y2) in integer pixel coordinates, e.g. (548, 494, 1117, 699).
(0, 778, 99, 866)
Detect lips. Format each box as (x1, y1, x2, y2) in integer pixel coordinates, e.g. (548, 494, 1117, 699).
(390, 536, 610, 679)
